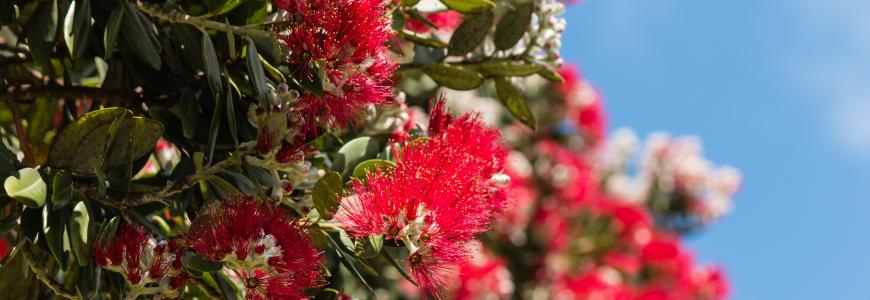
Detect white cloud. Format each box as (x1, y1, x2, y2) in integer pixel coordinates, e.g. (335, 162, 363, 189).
(787, 1, 870, 156)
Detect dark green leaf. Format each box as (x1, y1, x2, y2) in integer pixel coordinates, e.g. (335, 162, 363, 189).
(0, 144, 18, 178)
(44, 205, 69, 267)
(439, 0, 495, 13)
(50, 171, 72, 210)
(0, 247, 51, 299)
(48, 108, 163, 174)
(326, 234, 374, 294)
(170, 89, 200, 139)
(494, 76, 536, 130)
(183, 252, 224, 272)
(221, 171, 258, 195)
(202, 31, 223, 94)
(332, 137, 380, 177)
(103, 4, 124, 58)
(246, 39, 269, 106)
(206, 91, 222, 164)
(351, 159, 395, 181)
(211, 271, 239, 300)
(64, 0, 92, 59)
(4, 168, 46, 208)
(69, 200, 90, 266)
(494, 1, 533, 50)
(121, 3, 161, 69)
(448, 11, 493, 56)
(479, 61, 543, 77)
(401, 0, 420, 7)
(312, 171, 342, 219)
(25, 0, 58, 66)
(422, 63, 485, 90)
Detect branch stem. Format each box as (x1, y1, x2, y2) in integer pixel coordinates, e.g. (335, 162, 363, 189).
(129, 0, 273, 40)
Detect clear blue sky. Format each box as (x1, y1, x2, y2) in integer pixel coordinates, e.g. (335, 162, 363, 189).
(562, 1, 870, 299)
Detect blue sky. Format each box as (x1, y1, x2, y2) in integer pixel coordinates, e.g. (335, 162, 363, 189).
(562, 1, 870, 299)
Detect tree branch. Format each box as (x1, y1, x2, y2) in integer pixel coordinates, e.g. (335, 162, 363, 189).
(128, 0, 273, 40)
(20, 243, 79, 299)
(0, 85, 138, 104)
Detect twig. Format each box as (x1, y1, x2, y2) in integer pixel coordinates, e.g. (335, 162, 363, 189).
(129, 0, 273, 40)
(0, 85, 138, 104)
(20, 243, 79, 299)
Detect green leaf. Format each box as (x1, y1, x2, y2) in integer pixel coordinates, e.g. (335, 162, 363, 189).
(259, 55, 286, 83)
(381, 248, 418, 286)
(48, 108, 164, 175)
(183, 252, 224, 272)
(170, 89, 200, 139)
(439, 0, 495, 13)
(44, 205, 70, 267)
(210, 0, 245, 16)
(351, 159, 396, 181)
(50, 171, 72, 210)
(398, 30, 448, 48)
(0, 144, 18, 178)
(221, 171, 257, 195)
(401, 0, 420, 7)
(422, 63, 485, 90)
(69, 200, 90, 266)
(326, 234, 374, 294)
(64, 0, 92, 59)
(494, 1, 533, 50)
(246, 39, 269, 106)
(4, 168, 46, 208)
(225, 78, 239, 146)
(332, 137, 380, 177)
(355, 235, 383, 259)
(479, 61, 543, 77)
(121, 3, 161, 69)
(537, 66, 564, 82)
(448, 11, 493, 56)
(206, 91, 222, 164)
(211, 271, 239, 300)
(312, 171, 342, 219)
(103, 4, 124, 58)
(202, 31, 223, 95)
(25, 0, 58, 66)
(494, 76, 536, 130)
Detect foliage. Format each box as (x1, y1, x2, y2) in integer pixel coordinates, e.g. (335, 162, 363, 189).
(0, 0, 737, 299)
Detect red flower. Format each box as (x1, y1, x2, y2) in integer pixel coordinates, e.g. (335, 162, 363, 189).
(692, 266, 729, 300)
(274, 0, 397, 130)
(93, 224, 185, 297)
(335, 101, 508, 293)
(186, 196, 325, 299)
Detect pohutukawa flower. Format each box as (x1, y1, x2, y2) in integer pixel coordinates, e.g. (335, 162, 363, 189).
(186, 196, 325, 299)
(92, 224, 186, 299)
(273, 0, 397, 130)
(334, 101, 509, 293)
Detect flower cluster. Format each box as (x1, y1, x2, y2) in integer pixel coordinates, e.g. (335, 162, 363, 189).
(598, 128, 743, 229)
(418, 62, 738, 299)
(93, 224, 186, 299)
(274, 0, 397, 130)
(186, 196, 325, 299)
(334, 101, 508, 292)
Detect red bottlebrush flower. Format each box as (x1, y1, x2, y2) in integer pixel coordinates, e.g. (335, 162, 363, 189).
(405, 11, 463, 33)
(274, 0, 397, 130)
(92, 224, 185, 298)
(692, 266, 729, 300)
(556, 64, 607, 146)
(452, 248, 514, 300)
(186, 196, 325, 299)
(334, 101, 508, 293)
(0, 239, 10, 262)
